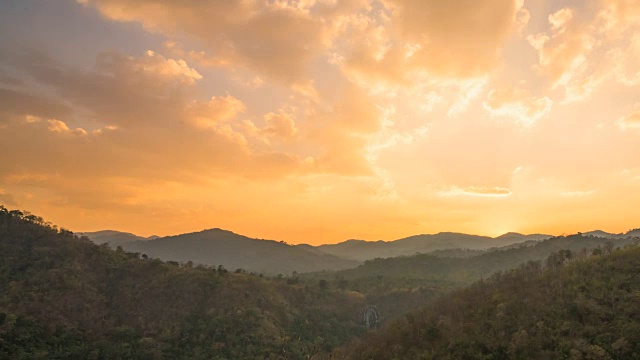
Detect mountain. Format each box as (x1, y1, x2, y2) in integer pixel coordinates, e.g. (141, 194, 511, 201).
(0, 208, 366, 359)
(315, 232, 552, 262)
(78, 230, 156, 246)
(120, 228, 359, 275)
(317, 234, 632, 283)
(332, 244, 640, 359)
(583, 230, 620, 238)
(305, 234, 633, 321)
(495, 232, 550, 241)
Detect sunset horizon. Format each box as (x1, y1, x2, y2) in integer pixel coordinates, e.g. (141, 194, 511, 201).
(2, 0, 639, 245)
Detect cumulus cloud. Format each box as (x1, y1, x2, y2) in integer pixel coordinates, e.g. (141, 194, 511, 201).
(47, 119, 88, 136)
(77, 0, 362, 88)
(188, 96, 246, 129)
(336, 0, 525, 87)
(526, 1, 640, 101)
(0, 50, 305, 188)
(527, 8, 597, 93)
(262, 110, 298, 140)
(484, 87, 553, 126)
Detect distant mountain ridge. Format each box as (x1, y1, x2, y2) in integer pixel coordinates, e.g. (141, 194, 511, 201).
(77, 230, 158, 247)
(107, 228, 359, 275)
(313, 232, 553, 262)
(80, 227, 639, 275)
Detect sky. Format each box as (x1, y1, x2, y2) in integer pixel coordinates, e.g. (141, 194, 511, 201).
(0, 0, 639, 244)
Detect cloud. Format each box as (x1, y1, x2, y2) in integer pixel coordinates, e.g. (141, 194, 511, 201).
(306, 84, 383, 175)
(617, 106, 640, 130)
(527, 7, 598, 95)
(337, 0, 524, 85)
(262, 110, 298, 140)
(3, 50, 203, 127)
(77, 0, 359, 88)
(438, 186, 512, 197)
(188, 95, 246, 129)
(609, 33, 640, 86)
(526, 1, 640, 101)
(0, 50, 304, 186)
(560, 190, 595, 197)
(138, 50, 202, 84)
(0, 188, 16, 206)
(484, 87, 553, 126)
(47, 119, 88, 136)
(0, 88, 71, 123)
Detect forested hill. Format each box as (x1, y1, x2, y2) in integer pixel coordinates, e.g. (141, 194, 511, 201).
(303, 234, 636, 322)
(332, 242, 640, 359)
(0, 207, 367, 359)
(76, 230, 157, 247)
(315, 232, 552, 261)
(120, 228, 359, 275)
(309, 233, 636, 287)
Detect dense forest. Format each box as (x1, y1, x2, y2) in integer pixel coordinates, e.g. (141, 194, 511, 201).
(331, 243, 640, 359)
(2, 205, 640, 359)
(304, 234, 635, 321)
(0, 207, 366, 359)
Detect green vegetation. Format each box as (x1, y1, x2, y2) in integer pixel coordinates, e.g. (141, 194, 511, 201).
(100, 228, 360, 275)
(305, 234, 633, 321)
(0, 207, 365, 359)
(332, 244, 640, 359)
(3, 205, 640, 359)
(315, 232, 551, 262)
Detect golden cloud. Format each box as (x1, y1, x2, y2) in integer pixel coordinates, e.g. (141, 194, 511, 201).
(337, 0, 524, 86)
(617, 107, 640, 130)
(188, 96, 246, 129)
(47, 119, 88, 136)
(262, 110, 298, 140)
(484, 87, 553, 126)
(78, 0, 357, 88)
(438, 186, 512, 197)
(527, 8, 597, 91)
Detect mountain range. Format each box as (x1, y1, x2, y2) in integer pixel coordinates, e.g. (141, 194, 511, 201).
(79, 227, 640, 275)
(4, 207, 640, 359)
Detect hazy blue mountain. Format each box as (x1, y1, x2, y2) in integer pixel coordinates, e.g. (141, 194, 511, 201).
(78, 230, 156, 247)
(495, 232, 550, 241)
(627, 228, 640, 237)
(583, 230, 620, 238)
(314, 232, 553, 262)
(120, 228, 359, 275)
(319, 234, 634, 283)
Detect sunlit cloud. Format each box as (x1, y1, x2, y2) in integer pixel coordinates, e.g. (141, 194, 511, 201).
(617, 106, 640, 130)
(438, 186, 512, 198)
(484, 87, 553, 126)
(47, 119, 88, 136)
(0, 0, 639, 242)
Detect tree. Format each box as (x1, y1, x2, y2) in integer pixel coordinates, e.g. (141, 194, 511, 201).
(319, 279, 328, 290)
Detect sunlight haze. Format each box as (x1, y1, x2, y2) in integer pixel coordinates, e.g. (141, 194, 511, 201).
(1, 0, 639, 244)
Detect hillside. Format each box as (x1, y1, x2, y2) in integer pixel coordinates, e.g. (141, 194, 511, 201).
(315, 232, 552, 261)
(116, 228, 359, 275)
(0, 208, 367, 359)
(77, 230, 157, 246)
(326, 234, 634, 283)
(305, 234, 635, 321)
(332, 244, 640, 359)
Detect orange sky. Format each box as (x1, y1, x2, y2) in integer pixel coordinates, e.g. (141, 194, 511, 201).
(0, 0, 639, 244)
